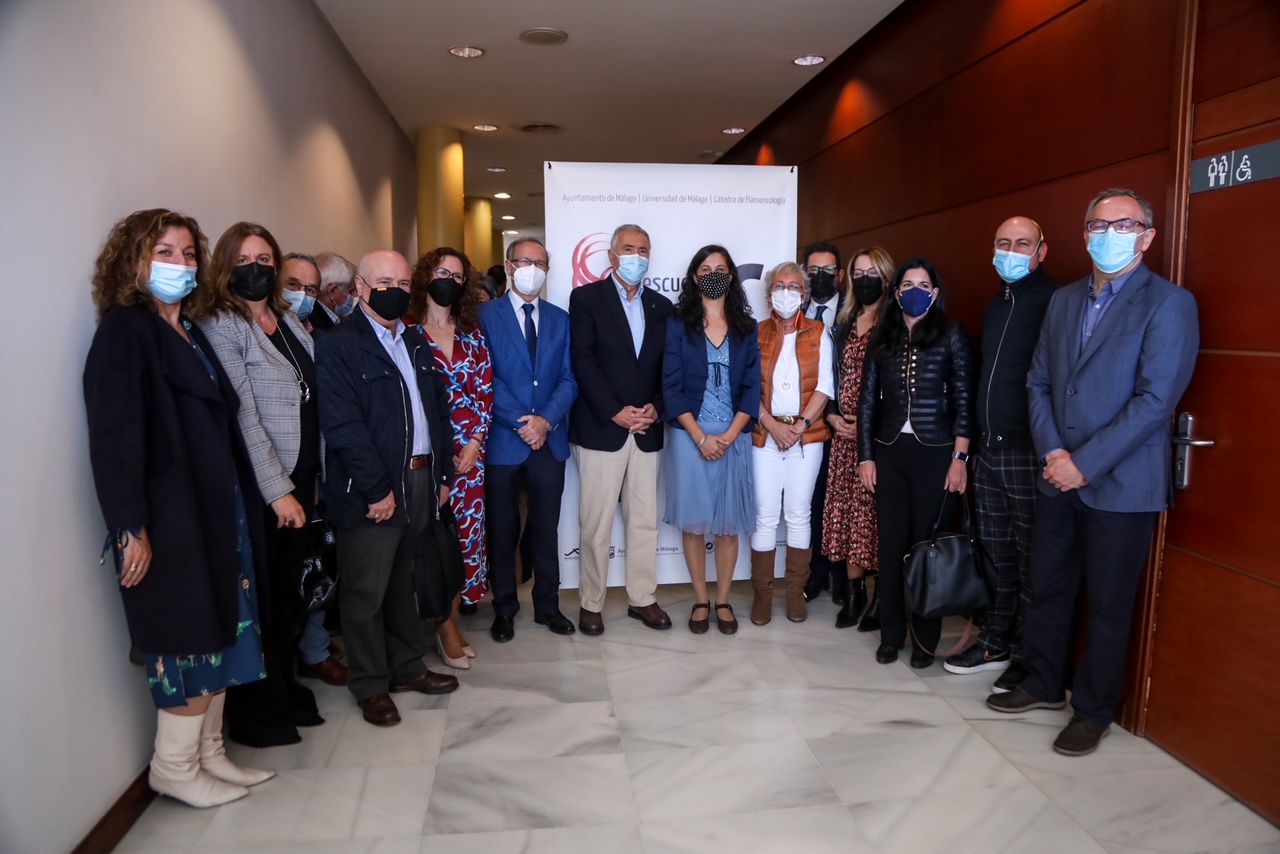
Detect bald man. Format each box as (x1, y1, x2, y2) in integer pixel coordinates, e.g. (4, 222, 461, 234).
(316, 250, 459, 726)
(943, 218, 1061, 688)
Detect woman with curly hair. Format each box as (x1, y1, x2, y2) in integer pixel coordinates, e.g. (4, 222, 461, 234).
(662, 244, 760, 634)
(408, 247, 493, 668)
(84, 209, 273, 807)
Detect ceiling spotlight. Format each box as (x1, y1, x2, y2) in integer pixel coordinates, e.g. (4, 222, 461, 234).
(519, 27, 569, 46)
(494, 192, 511, 199)
(722, 127, 746, 135)
(792, 54, 825, 67)
(449, 45, 485, 58)
(503, 230, 519, 235)
(473, 124, 499, 132)
(486, 166, 507, 173)
(501, 215, 515, 221)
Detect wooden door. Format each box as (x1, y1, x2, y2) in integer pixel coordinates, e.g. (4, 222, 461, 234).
(1139, 0, 1280, 825)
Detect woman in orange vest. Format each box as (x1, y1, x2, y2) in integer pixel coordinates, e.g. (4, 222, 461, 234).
(750, 262, 834, 624)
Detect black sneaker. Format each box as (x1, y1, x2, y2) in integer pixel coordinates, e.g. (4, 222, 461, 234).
(992, 661, 1029, 694)
(943, 645, 1010, 675)
(1053, 715, 1110, 756)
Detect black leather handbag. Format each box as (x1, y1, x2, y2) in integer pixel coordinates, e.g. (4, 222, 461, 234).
(412, 501, 466, 622)
(299, 518, 339, 614)
(903, 490, 997, 620)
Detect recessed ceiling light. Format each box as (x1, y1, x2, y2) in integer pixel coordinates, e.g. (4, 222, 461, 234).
(449, 45, 485, 58)
(722, 127, 746, 135)
(519, 28, 569, 46)
(501, 215, 515, 221)
(503, 230, 519, 235)
(473, 124, 499, 132)
(793, 54, 825, 67)
(494, 192, 511, 199)
(486, 166, 507, 173)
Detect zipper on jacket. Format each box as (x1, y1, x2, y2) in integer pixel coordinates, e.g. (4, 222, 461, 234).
(984, 286, 1015, 445)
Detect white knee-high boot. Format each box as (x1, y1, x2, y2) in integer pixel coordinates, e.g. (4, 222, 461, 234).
(149, 709, 249, 808)
(199, 693, 275, 787)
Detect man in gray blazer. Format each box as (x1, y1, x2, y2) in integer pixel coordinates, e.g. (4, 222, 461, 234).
(986, 188, 1199, 756)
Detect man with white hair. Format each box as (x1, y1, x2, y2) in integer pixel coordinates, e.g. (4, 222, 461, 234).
(310, 252, 358, 332)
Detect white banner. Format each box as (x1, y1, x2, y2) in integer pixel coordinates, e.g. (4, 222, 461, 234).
(543, 161, 799, 587)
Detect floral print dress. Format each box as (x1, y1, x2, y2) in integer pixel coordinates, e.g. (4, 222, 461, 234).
(821, 325, 879, 569)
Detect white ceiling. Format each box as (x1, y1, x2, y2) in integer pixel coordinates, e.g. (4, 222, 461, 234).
(313, 0, 902, 233)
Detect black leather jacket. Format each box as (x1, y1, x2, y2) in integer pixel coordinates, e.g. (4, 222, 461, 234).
(857, 321, 975, 462)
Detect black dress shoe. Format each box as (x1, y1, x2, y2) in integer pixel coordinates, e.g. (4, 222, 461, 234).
(910, 648, 935, 670)
(534, 611, 576, 635)
(390, 669, 459, 695)
(490, 615, 515, 643)
(875, 642, 899, 664)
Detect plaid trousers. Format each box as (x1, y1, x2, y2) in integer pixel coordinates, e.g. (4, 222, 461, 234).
(973, 445, 1039, 657)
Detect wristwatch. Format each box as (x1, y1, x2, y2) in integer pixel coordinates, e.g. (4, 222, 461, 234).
(802, 416, 812, 428)
(951, 450, 970, 463)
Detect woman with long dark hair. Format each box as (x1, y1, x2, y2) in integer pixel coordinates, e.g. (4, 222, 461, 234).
(662, 244, 760, 634)
(857, 257, 974, 668)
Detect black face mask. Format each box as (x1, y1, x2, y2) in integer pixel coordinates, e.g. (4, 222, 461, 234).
(809, 270, 837, 302)
(697, 271, 732, 300)
(427, 277, 463, 308)
(853, 275, 884, 305)
(229, 262, 276, 302)
(366, 286, 411, 321)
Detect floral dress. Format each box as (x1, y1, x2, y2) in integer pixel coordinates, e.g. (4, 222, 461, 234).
(822, 325, 879, 569)
(421, 325, 494, 605)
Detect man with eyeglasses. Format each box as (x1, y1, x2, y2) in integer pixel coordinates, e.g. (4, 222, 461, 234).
(986, 189, 1199, 757)
(569, 223, 673, 635)
(479, 237, 578, 641)
(943, 217, 1060, 692)
(311, 252, 359, 332)
(315, 250, 459, 727)
(280, 253, 321, 332)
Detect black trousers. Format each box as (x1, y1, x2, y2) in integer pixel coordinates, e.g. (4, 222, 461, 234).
(1021, 490, 1156, 728)
(809, 440, 847, 578)
(874, 435, 951, 651)
(972, 446, 1039, 658)
(487, 445, 566, 619)
(337, 465, 434, 702)
(226, 469, 319, 744)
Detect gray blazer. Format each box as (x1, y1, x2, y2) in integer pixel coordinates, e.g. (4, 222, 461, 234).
(198, 310, 315, 505)
(1027, 262, 1199, 513)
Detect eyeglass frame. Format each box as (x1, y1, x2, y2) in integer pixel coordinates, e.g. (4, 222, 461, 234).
(509, 257, 549, 272)
(1084, 218, 1147, 234)
(433, 267, 466, 284)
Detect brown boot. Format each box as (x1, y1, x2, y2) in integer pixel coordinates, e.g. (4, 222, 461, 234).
(785, 548, 812, 622)
(750, 550, 776, 625)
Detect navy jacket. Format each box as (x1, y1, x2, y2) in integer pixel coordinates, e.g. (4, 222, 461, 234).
(662, 316, 761, 429)
(315, 308, 454, 527)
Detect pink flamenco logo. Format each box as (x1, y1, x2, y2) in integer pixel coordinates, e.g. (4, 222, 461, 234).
(571, 232, 613, 289)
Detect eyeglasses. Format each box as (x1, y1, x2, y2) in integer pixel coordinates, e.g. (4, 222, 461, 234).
(433, 268, 465, 283)
(1085, 218, 1146, 234)
(285, 281, 320, 297)
(805, 265, 838, 276)
(510, 257, 549, 271)
(850, 269, 877, 279)
(770, 282, 804, 294)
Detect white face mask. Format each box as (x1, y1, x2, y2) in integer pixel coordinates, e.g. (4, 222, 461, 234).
(511, 265, 546, 296)
(770, 289, 803, 318)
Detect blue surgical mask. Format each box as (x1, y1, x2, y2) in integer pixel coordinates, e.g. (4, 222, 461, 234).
(897, 287, 936, 318)
(1087, 229, 1143, 275)
(993, 249, 1035, 283)
(334, 290, 356, 318)
(614, 253, 648, 286)
(148, 260, 198, 304)
(282, 288, 314, 318)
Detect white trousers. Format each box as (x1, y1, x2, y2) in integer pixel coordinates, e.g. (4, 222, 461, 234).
(751, 437, 824, 552)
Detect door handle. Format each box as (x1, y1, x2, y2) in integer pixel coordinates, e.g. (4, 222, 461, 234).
(1173, 411, 1215, 490)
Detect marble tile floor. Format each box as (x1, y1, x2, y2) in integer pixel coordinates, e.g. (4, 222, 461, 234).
(116, 583, 1280, 853)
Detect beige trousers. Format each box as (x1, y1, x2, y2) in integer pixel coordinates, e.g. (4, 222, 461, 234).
(572, 436, 659, 611)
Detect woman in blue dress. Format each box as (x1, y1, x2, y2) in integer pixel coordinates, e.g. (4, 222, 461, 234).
(84, 209, 273, 808)
(662, 244, 761, 635)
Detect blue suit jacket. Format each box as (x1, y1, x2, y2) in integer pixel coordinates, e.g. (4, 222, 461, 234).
(662, 316, 761, 429)
(479, 297, 578, 465)
(1027, 262, 1199, 512)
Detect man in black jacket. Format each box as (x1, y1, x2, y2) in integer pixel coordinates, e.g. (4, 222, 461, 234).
(943, 217, 1060, 689)
(316, 249, 459, 727)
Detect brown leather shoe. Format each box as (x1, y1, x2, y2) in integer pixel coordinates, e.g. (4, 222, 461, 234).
(327, 643, 344, 661)
(578, 607, 604, 636)
(390, 669, 459, 695)
(715, 603, 738, 635)
(688, 602, 711, 634)
(298, 657, 348, 686)
(357, 692, 401, 726)
(627, 603, 672, 630)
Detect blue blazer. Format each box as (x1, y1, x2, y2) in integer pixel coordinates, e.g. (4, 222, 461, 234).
(479, 297, 578, 465)
(1027, 263, 1199, 512)
(662, 316, 761, 429)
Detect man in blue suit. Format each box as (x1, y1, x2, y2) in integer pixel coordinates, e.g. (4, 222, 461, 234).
(987, 189, 1199, 756)
(479, 237, 579, 642)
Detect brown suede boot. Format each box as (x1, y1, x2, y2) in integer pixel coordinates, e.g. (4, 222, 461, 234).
(750, 550, 776, 625)
(785, 547, 812, 622)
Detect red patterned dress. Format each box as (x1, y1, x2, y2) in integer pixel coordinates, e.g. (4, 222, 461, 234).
(421, 326, 494, 605)
(822, 325, 878, 569)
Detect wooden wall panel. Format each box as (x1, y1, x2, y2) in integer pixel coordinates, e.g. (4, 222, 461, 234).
(1192, 0, 1280, 105)
(1145, 549, 1280, 825)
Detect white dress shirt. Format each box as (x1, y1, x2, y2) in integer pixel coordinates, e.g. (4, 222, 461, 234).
(362, 307, 432, 455)
(769, 329, 834, 415)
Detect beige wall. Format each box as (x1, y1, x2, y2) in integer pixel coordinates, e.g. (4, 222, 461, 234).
(0, 1, 415, 849)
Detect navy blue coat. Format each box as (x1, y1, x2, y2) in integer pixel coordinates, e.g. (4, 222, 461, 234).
(315, 309, 454, 527)
(662, 316, 761, 429)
